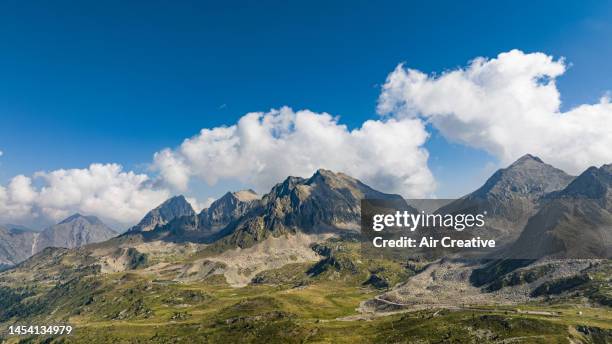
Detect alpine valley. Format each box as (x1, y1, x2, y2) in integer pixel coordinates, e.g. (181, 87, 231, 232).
(0, 156, 610, 343)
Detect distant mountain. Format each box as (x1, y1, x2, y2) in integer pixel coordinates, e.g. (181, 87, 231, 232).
(1, 224, 35, 234)
(32, 214, 117, 254)
(0, 225, 37, 266)
(508, 164, 612, 259)
(2, 215, 118, 267)
(128, 195, 195, 232)
(437, 154, 574, 246)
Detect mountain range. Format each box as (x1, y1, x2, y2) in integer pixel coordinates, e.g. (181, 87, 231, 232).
(2, 155, 610, 267)
(0, 155, 610, 343)
(131, 169, 404, 248)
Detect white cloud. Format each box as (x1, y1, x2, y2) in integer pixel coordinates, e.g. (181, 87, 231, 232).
(12, 49, 609, 229)
(154, 107, 435, 198)
(0, 175, 37, 220)
(378, 49, 612, 174)
(0, 108, 436, 228)
(185, 196, 213, 213)
(0, 163, 170, 227)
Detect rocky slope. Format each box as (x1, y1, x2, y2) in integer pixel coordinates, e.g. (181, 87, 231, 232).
(508, 163, 612, 259)
(210, 169, 407, 250)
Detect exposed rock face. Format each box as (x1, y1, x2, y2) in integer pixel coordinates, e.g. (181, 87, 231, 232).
(128, 195, 196, 232)
(258, 169, 404, 231)
(140, 169, 405, 248)
(32, 214, 117, 254)
(438, 154, 574, 245)
(199, 189, 260, 230)
(145, 190, 262, 242)
(0, 225, 37, 266)
(509, 164, 612, 259)
(214, 169, 406, 249)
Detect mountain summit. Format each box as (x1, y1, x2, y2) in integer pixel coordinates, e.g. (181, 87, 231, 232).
(198, 190, 260, 230)
(258, 169, 404, 231)
(128, 195, 195, 232)
(472, 154, 574, 199)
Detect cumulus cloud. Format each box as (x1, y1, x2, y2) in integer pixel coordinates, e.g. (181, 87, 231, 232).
(185, 196, 213, 213)
(0, 108, 436, 227)
(11, 49, 609, 228)
(154, 107, 435, 198)
(377, 49, 612, 174)
(0, 175, 37, 220)
(0, 163, 170, 227)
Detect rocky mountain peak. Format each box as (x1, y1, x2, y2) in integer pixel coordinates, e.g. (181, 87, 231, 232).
(255, 169, 404, 232)
(128, 195, 195, 232)
(267, 176, 307, 198)
(163, 195, 192, 208)
(557, 163, 612, 199)
(473, 154, 573, 199)
(156, 195, 196, 218)
(197, 190, 261, 231)
(510, 153, 544, 166)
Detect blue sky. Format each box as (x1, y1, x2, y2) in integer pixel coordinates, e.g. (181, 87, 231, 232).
(1, 1, 611, 224)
